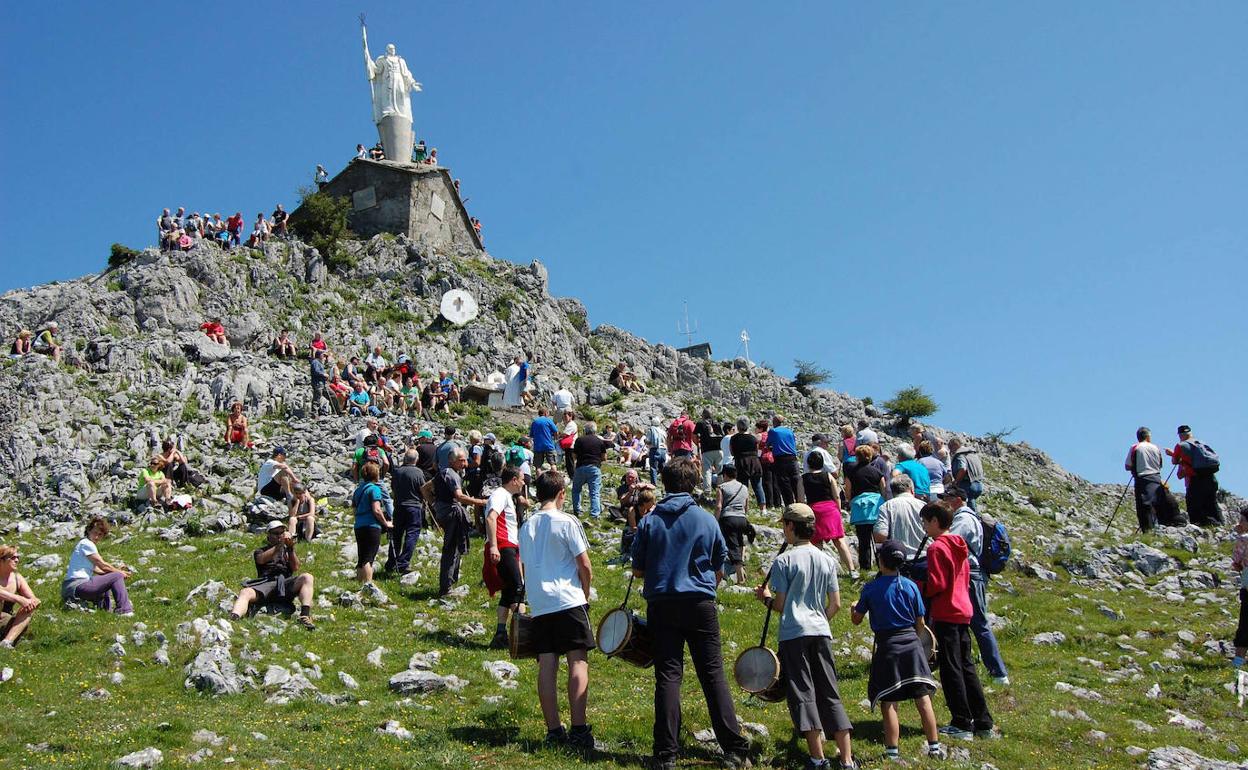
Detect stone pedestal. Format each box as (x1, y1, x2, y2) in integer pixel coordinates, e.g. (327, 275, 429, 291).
(293, 159, 483, 254)
(377, 115, 413, 164)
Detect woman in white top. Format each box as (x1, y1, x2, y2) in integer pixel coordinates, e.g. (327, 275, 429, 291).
(61, 516, 133, 615)
(561, 411, 579, 481)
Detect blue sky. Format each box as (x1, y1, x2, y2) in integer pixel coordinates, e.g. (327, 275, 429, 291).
(2, 2, 1245, 496)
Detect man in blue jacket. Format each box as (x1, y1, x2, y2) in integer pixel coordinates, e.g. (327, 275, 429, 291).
(632, 457, 752, 770)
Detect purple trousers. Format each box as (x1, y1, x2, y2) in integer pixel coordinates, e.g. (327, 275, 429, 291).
(70, 573, 133, 614)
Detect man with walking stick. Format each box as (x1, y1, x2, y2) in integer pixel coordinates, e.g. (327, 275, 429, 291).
(1124, 427, 1164, 533)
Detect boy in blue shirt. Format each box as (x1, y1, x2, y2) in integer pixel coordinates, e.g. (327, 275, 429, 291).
(851, 539, 945, 761)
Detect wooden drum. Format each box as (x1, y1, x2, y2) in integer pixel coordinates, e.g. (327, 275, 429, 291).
(509, 612, 537, 660)
(597, 607, 654, 668)
(734, 645, 785, 702)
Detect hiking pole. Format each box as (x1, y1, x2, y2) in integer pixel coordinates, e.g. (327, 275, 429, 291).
(1103, 476, 1134, 535)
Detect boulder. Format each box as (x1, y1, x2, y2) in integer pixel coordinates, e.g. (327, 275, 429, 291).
(113, 747, 163, 768)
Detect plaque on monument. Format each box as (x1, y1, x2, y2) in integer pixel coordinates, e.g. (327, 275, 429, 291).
(430, 192, 445, 221)
(352, 186, 377, 211)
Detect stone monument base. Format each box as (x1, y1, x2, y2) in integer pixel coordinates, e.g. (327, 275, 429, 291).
(377, 115, 413, 165)
(293, 159, 483, 254)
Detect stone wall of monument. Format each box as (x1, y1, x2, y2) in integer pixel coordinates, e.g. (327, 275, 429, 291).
(298, 159, 482, 255)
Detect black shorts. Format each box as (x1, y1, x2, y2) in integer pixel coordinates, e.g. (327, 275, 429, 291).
(355, 526, 383, 568)
(498, 547, 524, 607)
(719, 516, 751, 566)
(532, 604, 595, 655)
(259, 479, 284, 499)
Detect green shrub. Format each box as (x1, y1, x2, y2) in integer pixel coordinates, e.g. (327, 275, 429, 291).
(291, 186, 356, 271)
(108, 243, 140, 270)
(883, 386, 938, 427)
(861, 396, 873, 406)
(180, 393, 201, 424)
(791, 359, 833, 395)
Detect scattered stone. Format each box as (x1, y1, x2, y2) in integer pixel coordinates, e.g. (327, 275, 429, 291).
(266, 672, 318, 704)
(740, 722, 769, 739)
(113, 747, 163, 768)
(482, 660, 520, 688)
(1049, 707, 1092, 721)
(1130, 719, 1157, 733)
(360, 582, 391, 606)
(1178, 630, 1198, 644)
(1025, 564, 1058, 581)
(1147, 746, 1245, 769)
(263, 666, 290, 688)
(1146, 683, 1162, 699)
(110, 672, 125, 685)
(377, 720, 414, 740)
(1097, 604, 1124, 621)
(184, 646, 247, 695)
(388, 670, 468, 695)
(366, 646, 388, 667)
(82, 687, 112, 701)
(408, 651, 441, 670)
(0, 667, 13, 683)
(1165, 709, 1210, 733)
(338, 671, 359, 690)
(454, 622, 487, 639)
(153, 647, 171, 666)
(1054, 681, 1105, 701)
(400, 571, 420, 586)
(1087, 730, 1107, 741)
(29, 554, 62, 570)
(1126, 746, 1147, 757)
(1032, 631, 1067, 646)
(191, 730, 224, 747)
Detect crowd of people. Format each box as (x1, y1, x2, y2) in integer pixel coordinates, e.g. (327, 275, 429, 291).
(2, 310, 1241, 769)
(155, 205, 289, 252)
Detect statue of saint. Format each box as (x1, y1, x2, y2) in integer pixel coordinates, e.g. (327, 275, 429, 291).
(361, 17, 421, 162)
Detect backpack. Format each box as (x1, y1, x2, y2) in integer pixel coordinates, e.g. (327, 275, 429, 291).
(667, 417, 693, 447)
(360, 446, 383, 467)
(482, 445, 504, 476)
(1183, 440, 1220, 472)
(504, 445, 527, 468)
(978, 512, 1011, 575)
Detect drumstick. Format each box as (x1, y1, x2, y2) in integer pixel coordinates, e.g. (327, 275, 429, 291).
(758, 542, 789, 648)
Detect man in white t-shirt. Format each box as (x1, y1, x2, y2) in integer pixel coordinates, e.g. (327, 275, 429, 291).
(872, 474, 927, 558)
(486, 468, 528, 649)
(364, 346, 388, 382)
(257, 446, 300, 501)
(1125, 426, 1165, 532)
(551, 387, 574, 413)
(353, 417, 379, 449)
(855, 419, 879, 447)
(805, 433, 839, 475)
(517, 469, 596, 750)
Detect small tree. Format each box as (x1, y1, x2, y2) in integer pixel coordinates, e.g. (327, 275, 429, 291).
(108, 243, 140, 270)
(791, 359, 833, 395)
(291, 186, 356, 271)
(884, 386, 938, 427)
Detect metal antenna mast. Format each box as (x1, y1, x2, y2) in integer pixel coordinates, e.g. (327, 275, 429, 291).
(677, 301, 698, 347)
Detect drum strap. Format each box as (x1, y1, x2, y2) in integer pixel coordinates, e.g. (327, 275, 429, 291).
(621, 572, 634, 609)
(759, 542, 789, 646)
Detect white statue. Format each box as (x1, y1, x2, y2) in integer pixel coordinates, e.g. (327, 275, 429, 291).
(361, 16, 421, 162)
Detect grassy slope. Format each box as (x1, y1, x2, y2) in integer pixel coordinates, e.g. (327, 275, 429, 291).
(2, 475, 1244, 770)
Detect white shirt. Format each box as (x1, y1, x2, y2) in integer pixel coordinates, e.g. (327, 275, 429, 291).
(1130, 441, 1165, 477)
(720, 434, 734, 463)
(552, 389, 574, 411)
(856, 428, 879, 446)
(257, 459, 282, 493)
(66, 538, 98, 582)
(353, 428, 375, 449)
(487, 487, 519, 549)
(518, 508, 589, 617)
(365, 353, 388, 370)
(804, 446, 839, 474)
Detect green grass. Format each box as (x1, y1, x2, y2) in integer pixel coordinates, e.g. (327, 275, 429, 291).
(0, 494, 1243, 769)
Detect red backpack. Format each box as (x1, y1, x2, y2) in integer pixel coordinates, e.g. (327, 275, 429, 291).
(667, 416, 694, 447)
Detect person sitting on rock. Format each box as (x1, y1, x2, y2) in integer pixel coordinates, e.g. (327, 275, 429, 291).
(200, 318, 228, 346)
(33, 322, 63, 362)
(327, 370, 351, 413)
(352, 434, 391, 482)
(348, 380, 382, 418)
(226, 212, 244, 248)
(364, 346, 388, 383)
(355, 143, 368, 160)
(10, 329, 32, 356)
(0, 544, 40, 648)
(224, 402, 251, 449)
(400, 376, 423, 416)
(271, 204, 289, 238)
(228, 520, 316, 630)
(258, 446, 301, 501)
(343, 356, 364, 385)
(370, 143, 385, 161)
(271, 329, 297, 359)
(382, 372, 404, 411)
(309, 331, 328, 358)
(609, 362, 646, 394)
(436, 370, 460, 406)
(426, 147, 439, 166)
(287, 483, 318, 542)
(62, 516, 133, 616)
(136, 455, 174, 510)
(157, 438, 196, 487)
(368, 377, 391, 412)
(422, 376, 447, 414)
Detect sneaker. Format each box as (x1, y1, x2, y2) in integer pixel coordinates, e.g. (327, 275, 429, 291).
(568, 725, 600, 752)
(298, 615, 316, 630)
(838, 762, 859, 770)
(544, 726, 568, 746)
(974, 727, 1001, 740)
(118, 611, 135, 618)
(992, 675, 1011, 686)
(938, 725, 974, 741)
(722, 753, 753, 769)
(804, 759, 831, 770)
(488, 630, 509, 650)
(926, 743, 948, 759)
(1233, 656, 1245, 668)
(0, 640, 13, 649)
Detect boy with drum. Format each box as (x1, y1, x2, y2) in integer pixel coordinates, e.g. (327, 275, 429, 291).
(756, 504, 856, 770)
(517, 470, 597, 751)
(849, 539, 945, 761)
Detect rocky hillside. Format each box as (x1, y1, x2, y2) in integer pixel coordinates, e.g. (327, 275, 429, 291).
(2, 236, 1247, 769)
